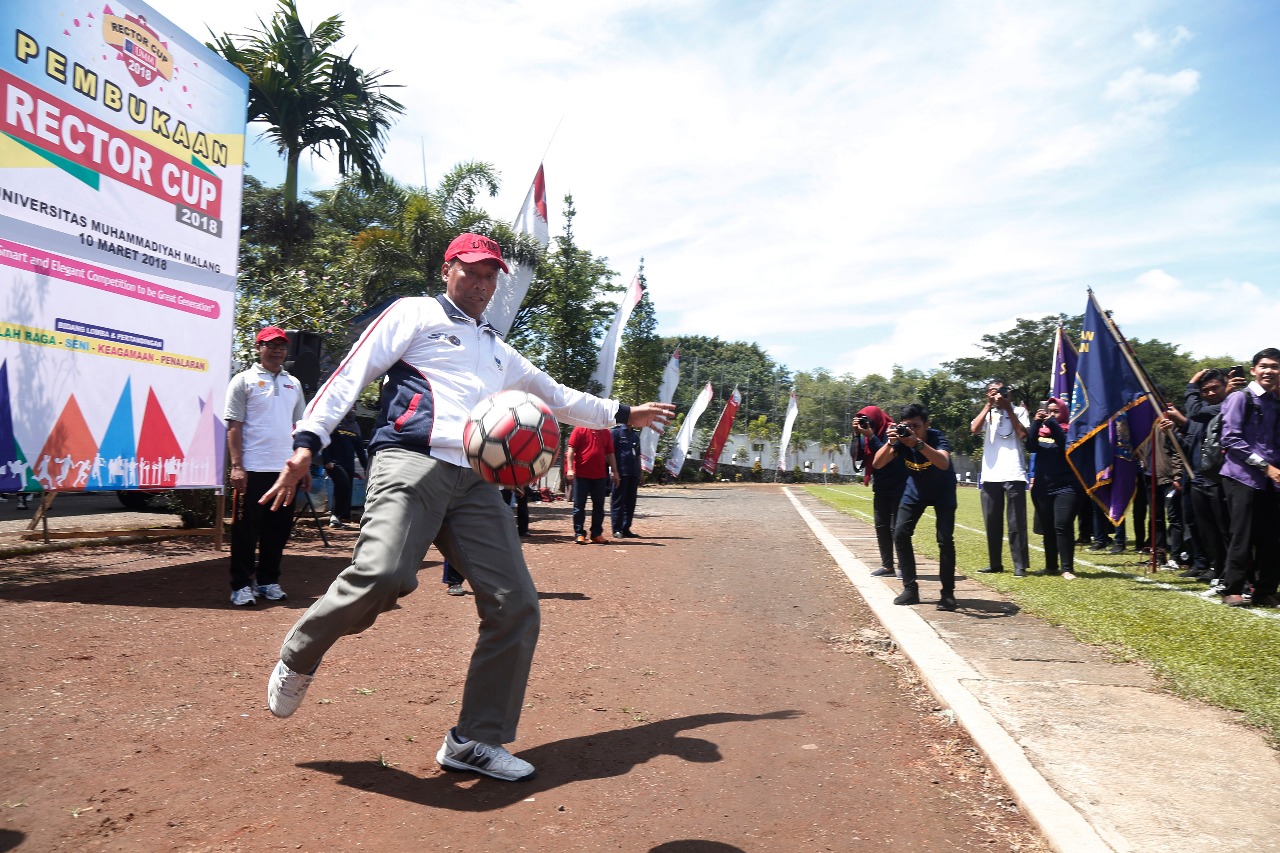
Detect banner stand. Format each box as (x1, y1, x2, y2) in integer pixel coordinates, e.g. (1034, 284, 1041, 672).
(21, 490, 227, 550)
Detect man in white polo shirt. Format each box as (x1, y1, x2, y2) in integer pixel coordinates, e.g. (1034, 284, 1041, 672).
(970, 380, 1030, 576)
(224, 327, 309, 606)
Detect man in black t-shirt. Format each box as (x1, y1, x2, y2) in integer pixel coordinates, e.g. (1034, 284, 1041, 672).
(873, 403, 959, 611)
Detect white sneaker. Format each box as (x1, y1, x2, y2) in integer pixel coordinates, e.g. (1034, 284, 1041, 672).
(329, 515, 345, 529)
(436, 728, 535, 781)
(256, 583, 288, 601)
(447, 583, 466, 596)
(230, 586, 256, 606)
(267, 659, 317, 717)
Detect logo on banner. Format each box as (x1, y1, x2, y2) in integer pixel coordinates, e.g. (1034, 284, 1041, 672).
(103, 13, 174, 87)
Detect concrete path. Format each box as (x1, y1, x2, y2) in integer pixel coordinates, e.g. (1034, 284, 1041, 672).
(785, 486, 1280, 853)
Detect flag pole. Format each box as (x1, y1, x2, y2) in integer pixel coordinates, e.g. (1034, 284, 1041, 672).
(1089, 290, 1194, 479)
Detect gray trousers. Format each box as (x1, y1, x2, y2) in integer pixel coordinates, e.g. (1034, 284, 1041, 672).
(980, 480, 1030, 572)
(279, 447, 539, 744)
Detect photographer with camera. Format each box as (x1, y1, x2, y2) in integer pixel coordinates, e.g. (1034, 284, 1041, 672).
(1026, 398, 1080, 579)
(874, 404, 959, 611)
(970, 380, 1030, 577)
(850, 406, 906, 578)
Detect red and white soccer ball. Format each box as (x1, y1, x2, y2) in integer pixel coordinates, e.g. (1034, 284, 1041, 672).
(463, 391, 560, 487)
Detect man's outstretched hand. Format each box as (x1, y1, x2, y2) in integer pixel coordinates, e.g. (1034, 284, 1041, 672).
(627, 402, 676, 430)
(260, 448, 313, 511)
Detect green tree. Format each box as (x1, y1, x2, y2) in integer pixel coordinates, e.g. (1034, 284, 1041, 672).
(945, 314, 1081, 406)
(612, 261, 667, 405)
(1126, 338, 1196, 402)
(659, 335, 787, 432)
(507, 195, 616, 394)
(209, 0, 405, 225)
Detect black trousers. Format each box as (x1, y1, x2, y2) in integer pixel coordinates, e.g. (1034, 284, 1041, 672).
(1131, 474, 1167, 553)
(980, 480, 1029, 571)
(893, 499, 956, 595)
(1189, 478, 1230, 575)
(229, 470, 296, 590)
(611, 475, 639, 534)
(1033, 488, 1078, 573)
(1221, 478, 1280, 598)
(872, 484, 905, 569)
(328, 462, 353, 522)
(500, 489, 530, 536)
(572, 477, 609, 537)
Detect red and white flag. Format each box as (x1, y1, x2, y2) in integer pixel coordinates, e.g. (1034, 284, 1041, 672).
(640, 348, 680, 473)
(665, 382, 713, 479)
(777, 392, 799, 471)
(700, 386, 742, 475)
(590, 273, 644, 398)
(489, 165, 549, 337)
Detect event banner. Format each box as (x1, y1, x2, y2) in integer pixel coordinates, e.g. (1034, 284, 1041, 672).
(0, 1, 247, 492)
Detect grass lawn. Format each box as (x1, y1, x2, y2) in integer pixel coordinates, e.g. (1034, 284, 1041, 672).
(806, 483, 1280, 746)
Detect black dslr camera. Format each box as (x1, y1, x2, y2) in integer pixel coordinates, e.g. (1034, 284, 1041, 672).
(892, 422, 915, 439)
(854, 415, 871, 430)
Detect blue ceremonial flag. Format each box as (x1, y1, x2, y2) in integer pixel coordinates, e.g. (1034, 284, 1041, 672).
(1050, 325, 1077, 405)
(1065, 293, 1158, 525)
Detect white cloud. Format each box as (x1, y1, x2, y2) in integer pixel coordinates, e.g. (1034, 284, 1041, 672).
(1104, 67, 1200, 115)
(1134, 25, 1193, 52)
(159, 2, 1275, 377)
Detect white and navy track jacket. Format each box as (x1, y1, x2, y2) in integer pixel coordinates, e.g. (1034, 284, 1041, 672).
(293, 294, 628, 469)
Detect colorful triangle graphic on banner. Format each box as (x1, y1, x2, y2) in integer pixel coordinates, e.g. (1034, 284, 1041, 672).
(177, 388, 224, 486)
(98, 378, 138, 488)
(34, 395, 98, 491)
(137, 387, 184, 488)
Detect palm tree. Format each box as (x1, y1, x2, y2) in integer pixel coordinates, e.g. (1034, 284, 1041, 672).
(209, 0, 405, 224)
(328, 162, 543, 307)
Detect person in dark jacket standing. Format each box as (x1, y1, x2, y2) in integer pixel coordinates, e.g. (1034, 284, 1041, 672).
(851, 406, 906, 577)
(874, 403, 959, 611)
(1025, 399, 1079, 579)
(322, 412, 369, 529)
(610, 423, 642, 537)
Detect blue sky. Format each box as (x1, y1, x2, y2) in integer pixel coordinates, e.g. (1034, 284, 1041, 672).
(160, 0, 1280, 377)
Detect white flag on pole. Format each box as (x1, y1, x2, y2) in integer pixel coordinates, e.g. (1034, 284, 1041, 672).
(640, 349, 680, 473)
(665, 382, 714, 479)
(489, 165, 549, 337)
(777, 392, 799, 470)
(590, 274, 644, 398)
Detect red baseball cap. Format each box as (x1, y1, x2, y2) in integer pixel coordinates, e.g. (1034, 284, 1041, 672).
(256, 326, 289, 345)
(444, 233, 509, 273)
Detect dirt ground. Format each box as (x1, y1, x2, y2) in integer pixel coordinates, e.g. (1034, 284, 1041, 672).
(0, 484, 1048, 852)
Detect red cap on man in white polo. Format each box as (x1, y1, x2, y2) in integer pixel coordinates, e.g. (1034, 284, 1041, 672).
(444, 233, 509, 273)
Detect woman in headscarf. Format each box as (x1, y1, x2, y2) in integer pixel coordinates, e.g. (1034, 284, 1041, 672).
(1025, 398, 1079, 579)
(851, 405, 907, 577)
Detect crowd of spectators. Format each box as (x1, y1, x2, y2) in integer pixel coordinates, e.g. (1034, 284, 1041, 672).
(850, 348, 1280, 609)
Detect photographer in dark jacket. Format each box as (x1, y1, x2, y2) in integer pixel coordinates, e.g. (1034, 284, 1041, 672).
(851, 406, 906, 578)
(874, 404, 958, 611)
(1026, 398, 1080, 579)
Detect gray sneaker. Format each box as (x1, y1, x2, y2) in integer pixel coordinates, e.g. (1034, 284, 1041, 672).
(267, 659, 317, 717)
(436, 728, 535, 781)
(230, 586, 256, 606)
(255, 583, 288, 601)
(446, 583, 466, 596)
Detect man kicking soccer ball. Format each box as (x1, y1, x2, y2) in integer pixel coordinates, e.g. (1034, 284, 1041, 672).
(259, 234, 673, 781)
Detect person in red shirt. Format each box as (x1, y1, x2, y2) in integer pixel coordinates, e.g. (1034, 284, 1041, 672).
(566, 426, 619, 543)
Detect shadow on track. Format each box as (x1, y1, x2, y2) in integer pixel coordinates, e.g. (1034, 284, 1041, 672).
(299, 710, 801, 813)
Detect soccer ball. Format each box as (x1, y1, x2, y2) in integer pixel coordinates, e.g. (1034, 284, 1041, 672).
(463, 391, 560, 487)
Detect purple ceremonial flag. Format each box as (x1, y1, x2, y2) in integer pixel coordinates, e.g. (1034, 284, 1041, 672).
(1051, 326, 1077, 404)
(1065, 294, 1159, 525)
